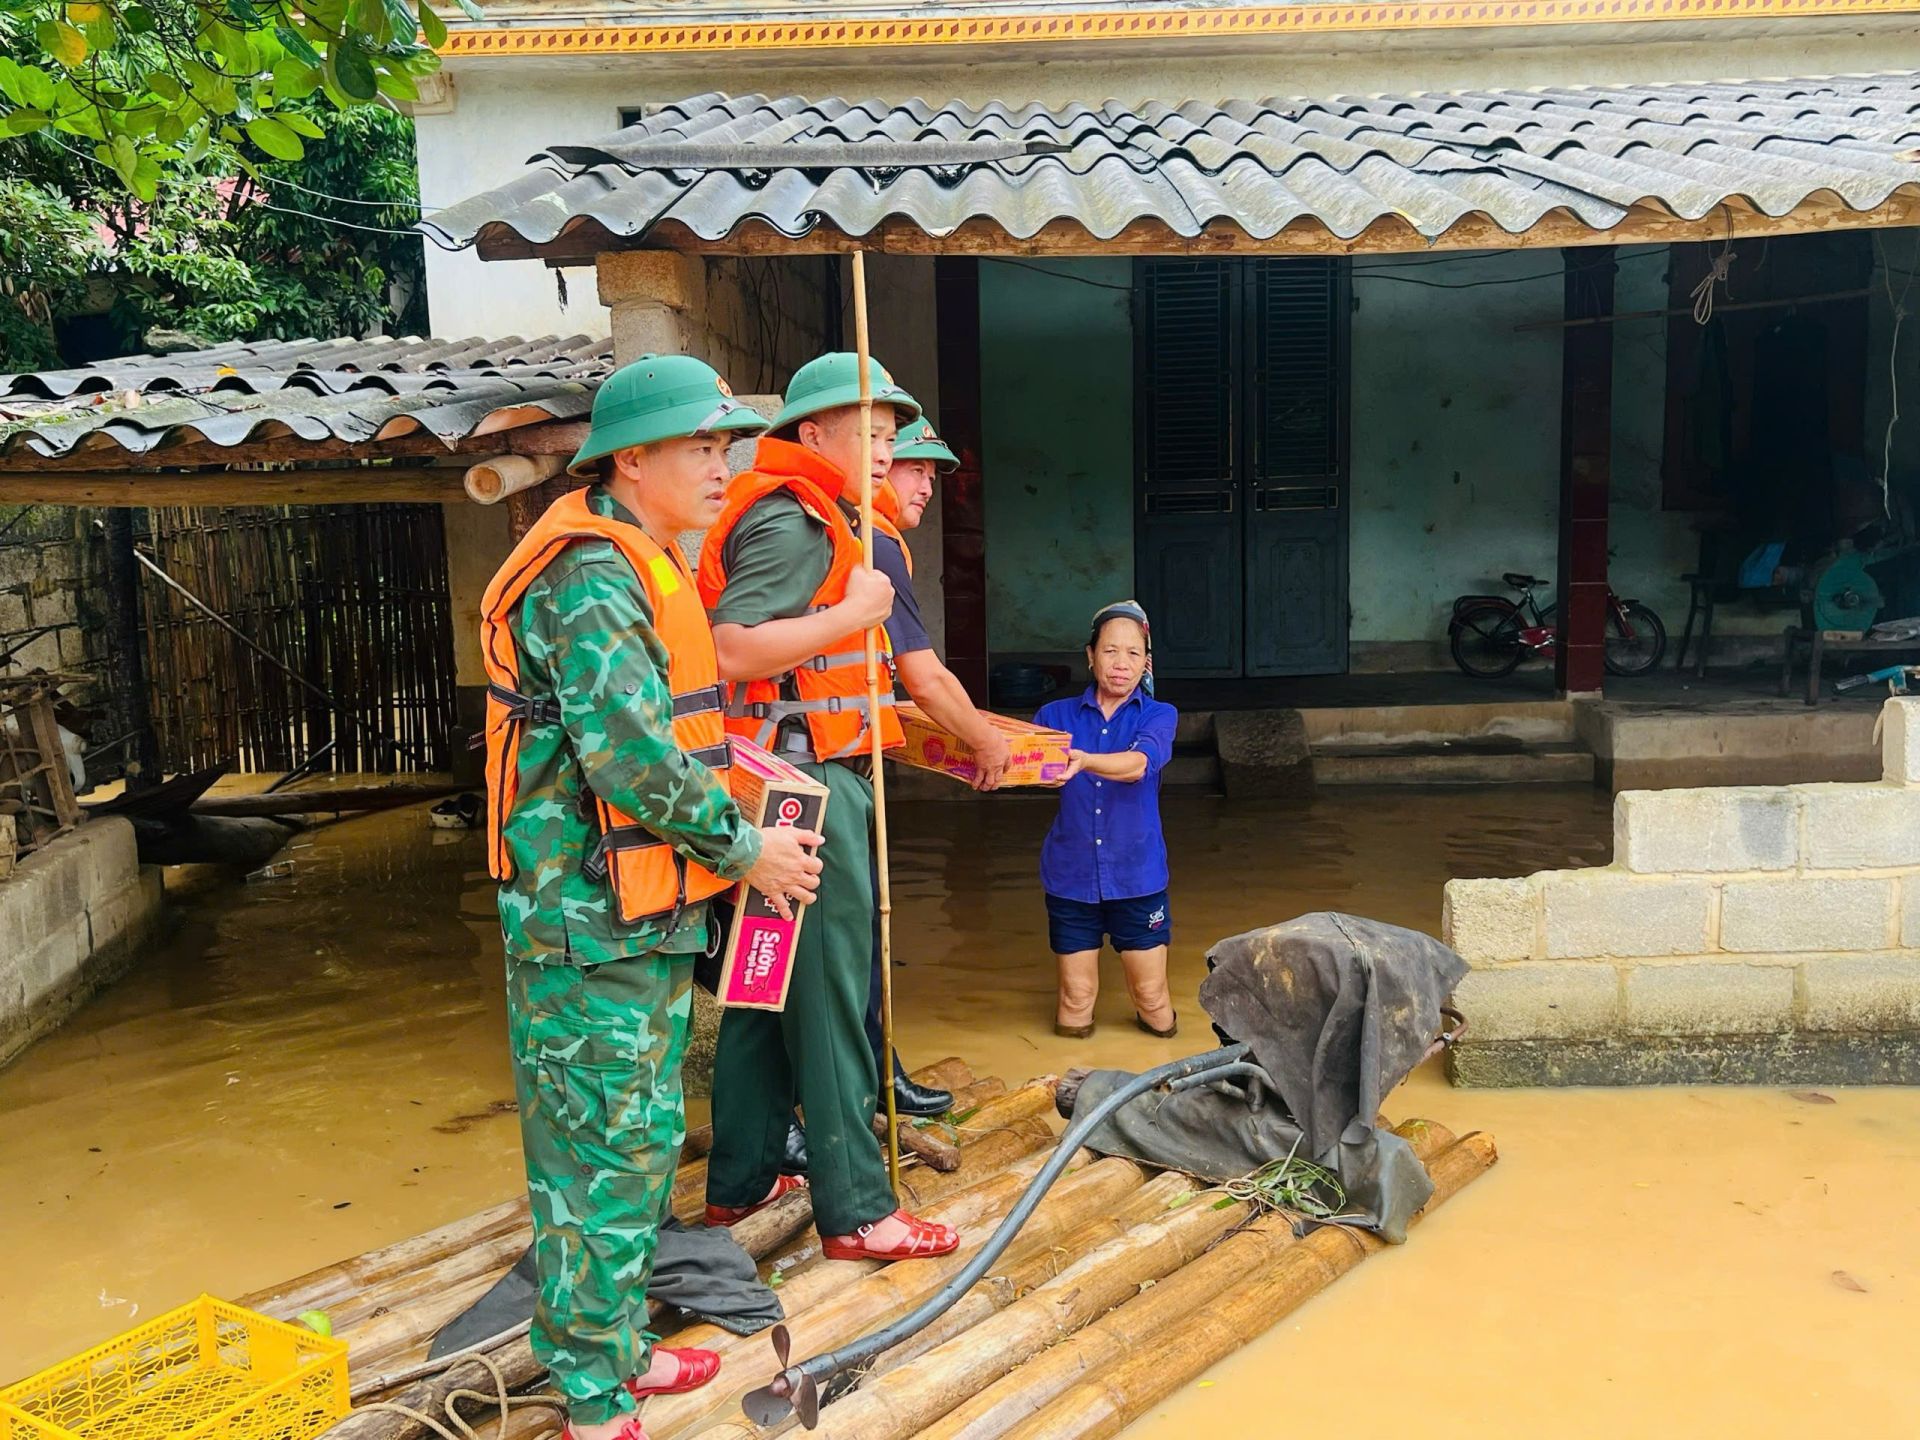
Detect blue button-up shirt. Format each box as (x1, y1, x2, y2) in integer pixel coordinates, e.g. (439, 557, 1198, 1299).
(1034, 686, 1178, 903)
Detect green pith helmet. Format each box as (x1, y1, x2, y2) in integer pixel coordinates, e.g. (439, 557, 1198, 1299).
(892, 416, 959, 472)
(567, 354, 768, 476)
(769, 352, 921, 435)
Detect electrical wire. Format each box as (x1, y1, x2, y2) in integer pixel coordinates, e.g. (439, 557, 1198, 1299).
(252, 199, 426, 236)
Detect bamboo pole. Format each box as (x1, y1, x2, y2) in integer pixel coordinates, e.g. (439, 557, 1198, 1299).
(323, 1224, 534, 1339)
(949, 1079, 1059, 1138)
(811, 1122, 1463, 1440)
(240, 1196, 530, 1319)
(859, 1172, 1196, 1384)
(683, 1170, 1208, 1440)
(640, 1157, 1149, 1440)
(999, 1131, 1500, 1440)
(758, 1122, 1059, 1283)
(665, 1146, 1071, 1372)
(873, 1113, 961, 1171)
(921, 1120, 1464, 1440)
(850, 249, 901, 1195)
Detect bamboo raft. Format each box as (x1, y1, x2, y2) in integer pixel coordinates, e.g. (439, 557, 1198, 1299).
(240, 1059, 1497, 1440)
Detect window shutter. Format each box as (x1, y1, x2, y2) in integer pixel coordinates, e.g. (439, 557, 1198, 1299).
(1138, 261, 1233, 485)
(1251, 258, 1340, 481)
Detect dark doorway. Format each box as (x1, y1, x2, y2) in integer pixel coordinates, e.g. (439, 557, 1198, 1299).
(1133, 257, 1350, 678)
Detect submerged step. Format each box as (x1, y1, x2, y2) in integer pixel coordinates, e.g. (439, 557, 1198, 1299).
(1312, 741, 1595, 787)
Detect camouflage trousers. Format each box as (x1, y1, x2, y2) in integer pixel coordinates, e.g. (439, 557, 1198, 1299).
(506, 952, 694, 1423)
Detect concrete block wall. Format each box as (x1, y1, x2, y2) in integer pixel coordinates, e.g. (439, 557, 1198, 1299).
(1444, 698, 1920, 1068)
(0, 819, 163, 1069)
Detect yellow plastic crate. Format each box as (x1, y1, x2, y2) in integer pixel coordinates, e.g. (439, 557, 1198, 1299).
(1, 1296, 348, 1440)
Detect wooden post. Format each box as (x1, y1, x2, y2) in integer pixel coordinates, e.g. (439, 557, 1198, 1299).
(1556, 246, 1615, 697)
(100, 510, 159, 789)
(934, 258, 989, 705)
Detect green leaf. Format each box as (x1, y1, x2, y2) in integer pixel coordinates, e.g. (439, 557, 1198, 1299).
(149, 71, 183, 101)
(124, 5, 157, 33)
(280, 112, 325, 138)
(298, 1311, 333, 1337)
(155, 113, 185, 144)
(452, 0, 483, 19)
(331, 43, 377, 101)
(271, 59, 322, 100)
(130, 155, 161, 202)
(206, 20, 258, 75)
(34, 20, 89, 67)
(108, 133, 140, 184)
(246, 114, 305, 160)
(274, 23, 324, 66)
(375, 67, 418, 102)
(418, 1, 447, 47)
(6, 108, 49, 134)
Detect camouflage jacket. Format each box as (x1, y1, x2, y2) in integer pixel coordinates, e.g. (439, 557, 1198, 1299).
(496, 488, 762, 966)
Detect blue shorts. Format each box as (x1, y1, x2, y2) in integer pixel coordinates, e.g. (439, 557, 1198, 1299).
(1045, 890, 1172, 954)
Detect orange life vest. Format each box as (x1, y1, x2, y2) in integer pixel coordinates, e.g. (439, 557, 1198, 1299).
(481, 487, 735, 927)
(873, 482, 913, 578)
(697, 437, 905, 763)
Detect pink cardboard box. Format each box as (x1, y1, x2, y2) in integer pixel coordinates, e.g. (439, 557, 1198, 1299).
(714, 737, 830, 1011)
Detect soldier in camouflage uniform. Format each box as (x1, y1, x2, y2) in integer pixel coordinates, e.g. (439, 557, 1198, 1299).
(483, 355, 826, 1440)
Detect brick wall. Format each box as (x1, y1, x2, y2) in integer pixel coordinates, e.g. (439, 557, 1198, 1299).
(1445, 697, 1920, 1061)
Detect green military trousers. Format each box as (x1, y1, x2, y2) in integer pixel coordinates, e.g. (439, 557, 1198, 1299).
(506, 952, 693, 1423)
(707, 761, 897, 1236)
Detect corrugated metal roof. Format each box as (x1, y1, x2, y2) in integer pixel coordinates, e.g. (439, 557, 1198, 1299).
(2, 333, 612, 401)
(0, 335, 611, 464)
(423, 75, 1920, 252)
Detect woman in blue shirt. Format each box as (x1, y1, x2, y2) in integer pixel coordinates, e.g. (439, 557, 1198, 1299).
(1034, 601, 1180, 1040)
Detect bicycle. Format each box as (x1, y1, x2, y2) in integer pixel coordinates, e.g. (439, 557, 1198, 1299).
(1449, 572, 1667, 679)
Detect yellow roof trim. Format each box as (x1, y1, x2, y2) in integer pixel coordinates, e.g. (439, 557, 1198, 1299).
(443, 0, 1920, 57)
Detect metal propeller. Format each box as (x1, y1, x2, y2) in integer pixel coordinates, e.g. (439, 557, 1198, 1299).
(743, 1323, 819, 1429)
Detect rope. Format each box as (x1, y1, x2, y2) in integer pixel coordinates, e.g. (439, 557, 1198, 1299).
(350, 1349, 565, 1440)
(1690, 247, 1735, 325)
(1222, 1136, 1352, 1222)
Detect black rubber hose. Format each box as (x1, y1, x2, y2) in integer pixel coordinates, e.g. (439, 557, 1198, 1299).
(765, 1042, 1254, 1407)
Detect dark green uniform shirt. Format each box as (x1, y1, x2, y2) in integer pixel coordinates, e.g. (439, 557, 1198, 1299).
(496, 487, 761, 966)
(707, 491, 833, 628)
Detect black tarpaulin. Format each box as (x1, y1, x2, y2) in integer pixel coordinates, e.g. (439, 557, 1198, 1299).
(1071, 912, 1467, 1242)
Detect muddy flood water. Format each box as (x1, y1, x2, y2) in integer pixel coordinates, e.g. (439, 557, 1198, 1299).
(5, 785, 1919, 1437)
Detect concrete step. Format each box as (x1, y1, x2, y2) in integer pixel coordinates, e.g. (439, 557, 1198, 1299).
(1162, 753, 1222, 790)
(1311, 740, 1595, 787)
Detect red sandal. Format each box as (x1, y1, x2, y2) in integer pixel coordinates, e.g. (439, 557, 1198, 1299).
(704, 1172, 808, 1228)
(821, 1209, 960, 1262)
(625, 1346, 721, 1400)
(563, 1418, 647, 1440)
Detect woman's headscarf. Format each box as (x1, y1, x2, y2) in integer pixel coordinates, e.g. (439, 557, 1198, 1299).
(1088, 599, 1154, 696)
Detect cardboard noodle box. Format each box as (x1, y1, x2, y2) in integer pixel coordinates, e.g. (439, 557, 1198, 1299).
(716, 737, 830, 1011)
(895, 703, 1073, 786)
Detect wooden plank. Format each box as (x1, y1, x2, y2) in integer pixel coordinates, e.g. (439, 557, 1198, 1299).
(488, 192, 1920, 264)
(0, 469, 473, 505)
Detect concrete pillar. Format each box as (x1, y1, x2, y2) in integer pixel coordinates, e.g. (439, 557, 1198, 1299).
(597, 251, 713, 366)
(440, 500, 511, 772)
(934, 257, 989, 703)
(1555, 247, 1614, 697)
